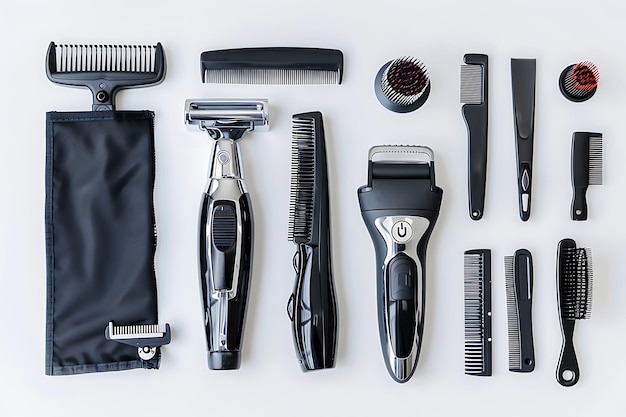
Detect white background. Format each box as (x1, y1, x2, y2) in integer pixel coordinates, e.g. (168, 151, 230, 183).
(1, 0, 625, 415)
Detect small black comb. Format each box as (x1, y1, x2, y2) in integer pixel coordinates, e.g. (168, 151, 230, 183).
(571, 132, 603, 221)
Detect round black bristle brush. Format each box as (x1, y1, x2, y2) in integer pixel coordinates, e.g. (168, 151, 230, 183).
(375, 56, 430, 113)
(559, 61, 599, 102)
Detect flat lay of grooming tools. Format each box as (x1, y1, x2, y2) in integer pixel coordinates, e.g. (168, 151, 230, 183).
(559, 61, 599, 102)
(184, 99, 269, 370)
(504, 249, 535, 373)
(571, 132, 603, 221)
(510, 58, 536, 222)
(46, 42, 166, 110)
(200, 47, 344, 84)
(287, 111, 338, 371)
(463, 249, 492, 377)
(44, 41, 170, 375)
(374, 56, 430, 113)
(556, 238, 593, 387)
(460, 53, 489, 220)
(358, 145, 443, 383)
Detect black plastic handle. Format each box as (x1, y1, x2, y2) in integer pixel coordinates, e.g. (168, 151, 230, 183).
(556, 319, 580, 386)
(511, 59, 536, 222)
(288, 240, 338, 371)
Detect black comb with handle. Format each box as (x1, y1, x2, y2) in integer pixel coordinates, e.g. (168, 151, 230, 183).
(287, 111, 338, 371)
(571, 132, 603, 221)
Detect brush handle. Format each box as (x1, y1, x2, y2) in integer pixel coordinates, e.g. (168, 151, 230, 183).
(288, 239, 338, 371)
(556, 319, 579, 386)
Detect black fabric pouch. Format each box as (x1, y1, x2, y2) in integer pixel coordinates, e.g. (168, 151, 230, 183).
(45, 110, 161, 375)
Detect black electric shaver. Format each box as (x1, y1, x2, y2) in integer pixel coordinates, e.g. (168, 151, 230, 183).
(358, 145, 443, 383)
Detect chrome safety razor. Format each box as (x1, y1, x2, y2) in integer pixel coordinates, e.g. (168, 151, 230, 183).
(185, 99, 269, 370)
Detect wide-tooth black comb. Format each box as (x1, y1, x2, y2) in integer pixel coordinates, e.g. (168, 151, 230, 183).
(461, 54, 488, 220)
(46, 42, 166, 111)
(571, 132, 603, 221)
(201, 47, 343, 85)
(504, 249, 535, 373)
(556, 238, 593, 387)
(464, 249, 492, 376)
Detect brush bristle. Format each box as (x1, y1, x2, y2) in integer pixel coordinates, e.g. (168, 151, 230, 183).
(460, 64, 483, 104)
(381, 56, 429, 106)
(560, 247, 593, 320)
(288, 117, 316, 243)
(563, 61, 599, 98)
(464, 250, 491, 376)
(52, 44, 160, 73)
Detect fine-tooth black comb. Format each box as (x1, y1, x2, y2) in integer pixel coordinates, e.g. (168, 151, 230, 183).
(464, 249, 492, 376)
(201, 47, 343, 85)
(504, 249, 535, 373)
(556, 238, 593, 387)
(374, 56, 430, 113)
(46, 42, 166, 111)
(460, 54, 488, 220)
(571, 132, 603, 221)
(559, 61, 600, 102)
(287, 111, 338, 371)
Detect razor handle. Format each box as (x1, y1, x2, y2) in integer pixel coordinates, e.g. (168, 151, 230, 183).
(287, 236, 338, 371)
(198, 139, 253, 370)
(358, 155, 443, 383)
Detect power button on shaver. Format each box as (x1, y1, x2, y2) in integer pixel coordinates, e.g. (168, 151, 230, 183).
(391, 220, 412, 243)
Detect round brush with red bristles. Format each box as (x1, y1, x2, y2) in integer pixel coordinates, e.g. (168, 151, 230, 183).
(559, 61, 600, 102)
(374, 56, 431, 113)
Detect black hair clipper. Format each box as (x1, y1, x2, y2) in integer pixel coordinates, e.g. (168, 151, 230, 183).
(185, 99, 269, 370)
(358, 145, 443, 383)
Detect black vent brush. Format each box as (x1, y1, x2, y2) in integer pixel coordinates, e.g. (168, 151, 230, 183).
(287, 111, 338, 371)
(559, 61, 599, 102)
(556, 238, 593, 387)
(374, 56, 430, 113)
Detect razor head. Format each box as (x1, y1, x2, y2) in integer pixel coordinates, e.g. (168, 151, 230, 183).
(464, 249, 492, 376)
(46, 42, 166, 111)
(201, 47, 343, 85)
(184, 99, 269, 140)
(105, 321, 171, 361)
(557, 239, 593, 320)
(460, 54, 487, 105)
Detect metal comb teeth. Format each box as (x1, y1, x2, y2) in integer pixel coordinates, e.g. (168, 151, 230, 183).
(107, 323, 169, 339)
(460, 64, 483, 105)
(588, 134, 603, 185)
(51, 44, 160, 73)
(288, 116, 316, 243)
(463, 249, 492, 376)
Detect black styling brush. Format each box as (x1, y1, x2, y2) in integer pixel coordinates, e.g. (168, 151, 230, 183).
(556, 238, 593, 387)
(571, 132, 603, 221)
(374, 56, 430, 113)
(559, 61, 600, 102)
(287, 111, 338, 371)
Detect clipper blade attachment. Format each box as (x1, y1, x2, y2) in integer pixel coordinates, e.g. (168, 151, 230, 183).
(46, 42, 166, 110)
(105, 321, 171, 361)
